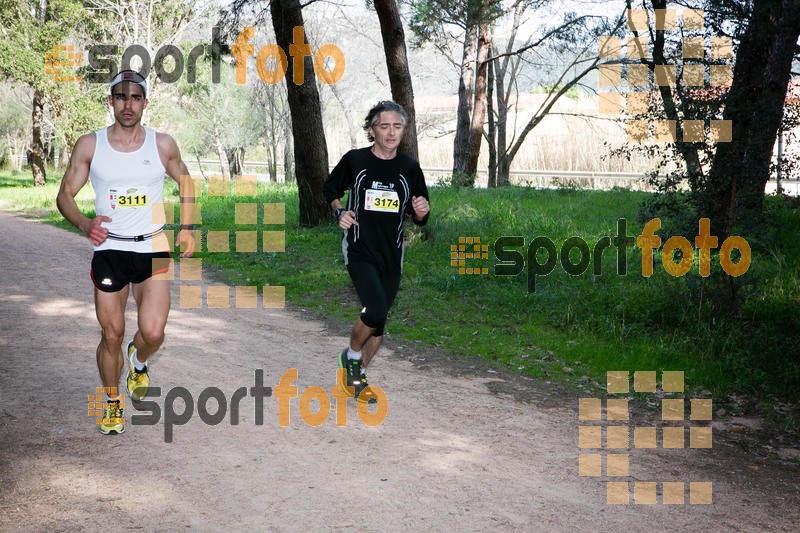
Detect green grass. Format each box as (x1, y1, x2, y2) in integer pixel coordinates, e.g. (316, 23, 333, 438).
(0, 170, 94, 228)
(3, 169, 799, 401)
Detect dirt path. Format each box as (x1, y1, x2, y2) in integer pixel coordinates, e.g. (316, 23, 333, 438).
(0, 210, 797, 532)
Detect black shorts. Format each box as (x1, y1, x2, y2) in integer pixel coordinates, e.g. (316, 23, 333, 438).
(91, 250, 171, 293)
(347, 261, 401, 337)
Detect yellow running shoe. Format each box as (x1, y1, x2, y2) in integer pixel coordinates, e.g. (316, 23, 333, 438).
(126, 340, 149, 401)
(99, 400, 125, 435)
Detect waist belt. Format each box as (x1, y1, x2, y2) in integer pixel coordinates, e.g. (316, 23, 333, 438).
(107, 229, 164, 242)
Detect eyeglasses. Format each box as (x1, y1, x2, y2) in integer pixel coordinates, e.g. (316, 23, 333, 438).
(112, 93, 144, 102)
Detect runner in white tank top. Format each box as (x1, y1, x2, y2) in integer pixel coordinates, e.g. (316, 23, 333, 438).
(57, 70, 196, 435)
(90, 126, 169, 253)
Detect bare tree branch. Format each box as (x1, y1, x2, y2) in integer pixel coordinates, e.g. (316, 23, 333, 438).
(486, 14, 606, 63)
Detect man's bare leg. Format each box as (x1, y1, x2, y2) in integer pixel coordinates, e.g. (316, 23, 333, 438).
(94, 286, 130, 395)
(348, 317, 384, 367)
(130, 276, 171, 363)
(362, 335, 382, 368)
(349, 317, 375, 354)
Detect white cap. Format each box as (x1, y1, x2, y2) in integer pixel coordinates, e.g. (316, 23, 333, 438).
(109, 70, 147, 97)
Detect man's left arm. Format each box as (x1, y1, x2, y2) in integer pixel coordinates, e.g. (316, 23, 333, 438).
(410, 165, 430, 226)
(158, 133, 196, 258)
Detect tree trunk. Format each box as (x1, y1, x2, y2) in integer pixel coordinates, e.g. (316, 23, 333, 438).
(649, 0, 704, 186)
(494, 50, 510, 187)
(7, 138, 24, 171)
(486, 50, 496, 188)
(373, 0, 419, 160)
(270, 0, 328, 226)
(283, 119, 294, 183)
(452, 9, 479, 182)
(705, 0, 800, 230)
(216, 139, 228, 179)
(268, 141, 277, 182)
(195, 154, 208, 181)
(225, 147, 244, 178)
(30, 89, 47, 186)
(464, 13, 490, 181)
(497, 154, 511, 190)
(263, 86, 279, 182)
(488, 2, 526, 187)
(59, 142, 70, 169)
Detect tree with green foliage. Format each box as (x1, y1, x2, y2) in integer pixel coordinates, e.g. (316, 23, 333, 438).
(80, 0, 215, 90)
(610, 0, 799, 306)
(52, 82, 107, 163)
(702, 0, 800, 231)
(156, 65, 261, 179)
(0, 0, 87, 185)
(623, 0, 799, 231)
(0, 85, 31, 171)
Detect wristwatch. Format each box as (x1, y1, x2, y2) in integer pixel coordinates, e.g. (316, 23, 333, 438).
(334, 208, 345, 220)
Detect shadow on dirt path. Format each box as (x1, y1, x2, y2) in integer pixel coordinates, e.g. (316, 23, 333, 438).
(0, 211, 797, 532)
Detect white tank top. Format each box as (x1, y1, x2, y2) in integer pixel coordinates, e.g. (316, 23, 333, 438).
(89, 127, 169, 253)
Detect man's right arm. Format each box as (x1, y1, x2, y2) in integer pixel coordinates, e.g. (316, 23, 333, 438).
(323, 152, 357, 229)
(56, 134, 111, 245)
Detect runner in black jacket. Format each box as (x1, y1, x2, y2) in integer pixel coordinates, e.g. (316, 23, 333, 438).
(323, 101, 430, 402)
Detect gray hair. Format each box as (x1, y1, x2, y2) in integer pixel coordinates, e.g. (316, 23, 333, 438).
(364, 101, 407, 142)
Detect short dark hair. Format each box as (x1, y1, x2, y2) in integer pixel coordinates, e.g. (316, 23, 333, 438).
(363, 101, 407, 142)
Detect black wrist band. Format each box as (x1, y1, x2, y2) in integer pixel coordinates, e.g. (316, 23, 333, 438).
(181, 224, 197, 230)
(334, 208, 345, 220)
